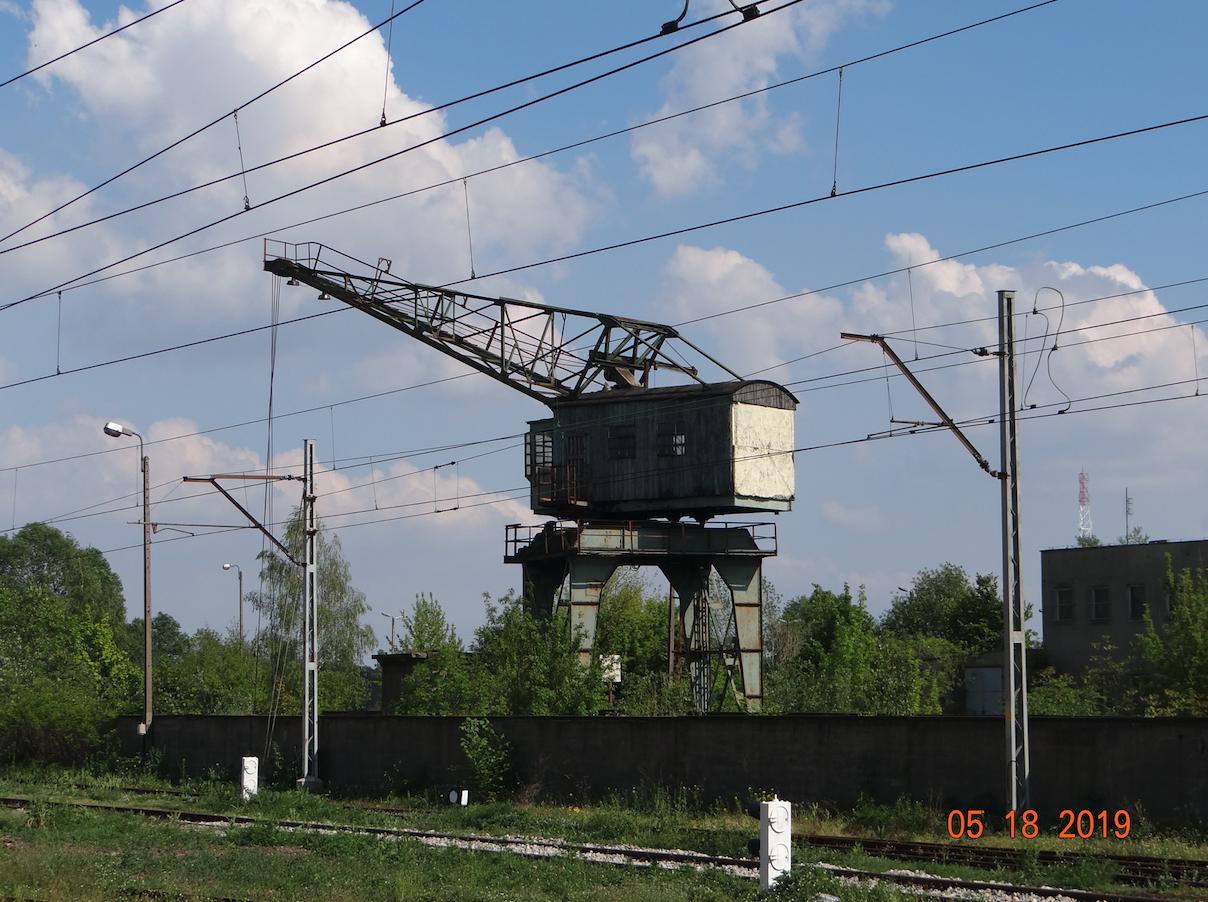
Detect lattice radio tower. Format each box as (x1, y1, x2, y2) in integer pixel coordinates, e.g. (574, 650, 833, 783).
(1078, 469, 1092, 539)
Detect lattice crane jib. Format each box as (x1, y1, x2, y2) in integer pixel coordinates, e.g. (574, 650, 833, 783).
(264, 240, 739, 404)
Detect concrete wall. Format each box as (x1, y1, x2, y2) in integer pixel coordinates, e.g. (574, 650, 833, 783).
(1041, 539, 1208, 673)
(118, 714, 1208, 826)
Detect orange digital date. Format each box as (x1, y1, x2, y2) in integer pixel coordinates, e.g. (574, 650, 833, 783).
(946, 808, 1130, 839)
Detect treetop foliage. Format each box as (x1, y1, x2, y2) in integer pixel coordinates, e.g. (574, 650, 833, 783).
(879, 563, 1002, 655)
(0, 522, 127, 625)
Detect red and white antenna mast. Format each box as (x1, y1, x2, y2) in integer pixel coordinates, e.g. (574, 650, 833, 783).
(1078, 469, 1092, 538)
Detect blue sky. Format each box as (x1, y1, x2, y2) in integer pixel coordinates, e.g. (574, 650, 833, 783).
(1, 0, 1206, 648)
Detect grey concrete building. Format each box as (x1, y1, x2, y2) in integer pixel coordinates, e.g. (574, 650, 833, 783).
(1040, 539, 1208, 674)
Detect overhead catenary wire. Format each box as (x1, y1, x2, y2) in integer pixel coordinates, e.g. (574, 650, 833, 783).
(0, 0, 806, 309)
(0, 0, 434, 248)
(441, 111, 1208, 288)
(0, 0, 192, 91)
(89, 378, 1207, 558)
(0, 0, 1064, 271)
(0, 0, 778, 258)
(3, 267, 1207, 484)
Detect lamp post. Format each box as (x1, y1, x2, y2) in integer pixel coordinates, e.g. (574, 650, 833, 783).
(223, 563, 244, 647)
(103, 421, 152, 737)
(382, 611, 399, 651)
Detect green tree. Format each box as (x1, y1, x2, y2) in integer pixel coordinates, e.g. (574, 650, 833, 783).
(0, 523, 127, 626)
(393, 594, 472, 715)
(767, 584, 879, 713)
(1117, 525, 1150, 545)
(470, 591, 604, 716)
(396, 643, 475, 715)
(1028, 667, 1102, 715)
(1135, 563, 1208, 715)
(594, 569, 671, 683)
(1075, 533, 1102, 547)
(247, 509, 376, 714)
(156, 627, 259, 715)
(765, 584, 963, 715)
(0, 583, 138, 763)
(397, 592, 461, 652)
(881, 563, 1002, 654)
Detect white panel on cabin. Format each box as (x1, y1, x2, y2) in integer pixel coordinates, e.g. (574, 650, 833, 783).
(731, 404, 795, 501)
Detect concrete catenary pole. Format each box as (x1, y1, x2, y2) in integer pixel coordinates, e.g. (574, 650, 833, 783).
(142, 451, 152, 737)
(998, 289, 1030, 812)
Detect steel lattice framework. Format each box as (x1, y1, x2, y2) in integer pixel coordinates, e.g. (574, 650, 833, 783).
(264, 240, 739, 405)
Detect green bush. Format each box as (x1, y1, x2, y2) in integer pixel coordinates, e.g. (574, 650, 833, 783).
(459, 717, 516, 800)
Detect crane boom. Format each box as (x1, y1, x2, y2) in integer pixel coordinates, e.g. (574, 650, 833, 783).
(264, 240, 740, 405)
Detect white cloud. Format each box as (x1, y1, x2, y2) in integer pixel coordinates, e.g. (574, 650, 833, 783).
(821, 499, 882, 531)
(655, 243, 845, 377)
(631, 0, 888, 197)
(5, 0, 596, 343)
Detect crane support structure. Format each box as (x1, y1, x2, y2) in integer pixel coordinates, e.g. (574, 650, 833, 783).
(263, 240, 788, 715)
(264, 240, 740, 404)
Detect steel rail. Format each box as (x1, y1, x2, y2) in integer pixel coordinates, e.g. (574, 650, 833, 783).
(1, 794, 1200, 901)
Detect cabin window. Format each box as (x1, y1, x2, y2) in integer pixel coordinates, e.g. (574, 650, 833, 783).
(1090, 586, 1110, 622)
(607, 425, 636, 460)
(1127, 584, 1146, 621)
(657, 421, 686, 457)
(525, 431, 552, 478)
(1054, 587, 1074, 622)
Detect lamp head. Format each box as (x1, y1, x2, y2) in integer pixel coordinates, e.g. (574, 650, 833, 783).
(223, 563, 232, 571)
(103, 421, 129, 438)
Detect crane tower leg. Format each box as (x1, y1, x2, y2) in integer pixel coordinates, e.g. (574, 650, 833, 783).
(567, 559, 617, 665)
(714, 559, 763, 712)
(661, 563, 713, 712)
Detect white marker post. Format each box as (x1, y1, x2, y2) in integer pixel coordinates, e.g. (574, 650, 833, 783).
(760, 797, 791, 892)
(241, 757, 259, 801)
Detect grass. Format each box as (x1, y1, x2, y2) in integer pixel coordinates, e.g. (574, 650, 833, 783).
(1, 764, 1207, 900)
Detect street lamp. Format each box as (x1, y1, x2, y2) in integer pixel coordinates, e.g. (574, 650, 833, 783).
(103, 420, 152, 737)
(223, 563, 244, 647)
(381, 611, 403, 651)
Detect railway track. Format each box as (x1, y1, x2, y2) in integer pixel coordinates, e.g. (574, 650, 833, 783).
(800, 834, 1208, 890)
(3, 794, 1202, 902)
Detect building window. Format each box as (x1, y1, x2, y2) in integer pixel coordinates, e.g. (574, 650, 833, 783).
(1128, 584, 1146, 621)
(607, 425, 636, 460)
(1055, 587, 1074, 622)
(656, 421, 686, 457)
(1090, 586, 1110, 622)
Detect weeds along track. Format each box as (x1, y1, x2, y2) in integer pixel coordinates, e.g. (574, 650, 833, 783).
(0, 794, 1199, 902)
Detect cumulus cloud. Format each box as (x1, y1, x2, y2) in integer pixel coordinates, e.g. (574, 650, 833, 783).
(631, 0, 888, 196)
(655, 243, 845, 376)
(655, 233, 1207, 458)
(821, 499, 883, 531)
(4, 0, 596, 348)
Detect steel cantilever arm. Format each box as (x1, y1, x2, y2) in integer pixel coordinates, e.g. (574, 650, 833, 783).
(264, 240, 740, 406)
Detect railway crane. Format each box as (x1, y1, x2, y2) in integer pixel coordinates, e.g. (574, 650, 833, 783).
(264, 240, 797, 711)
